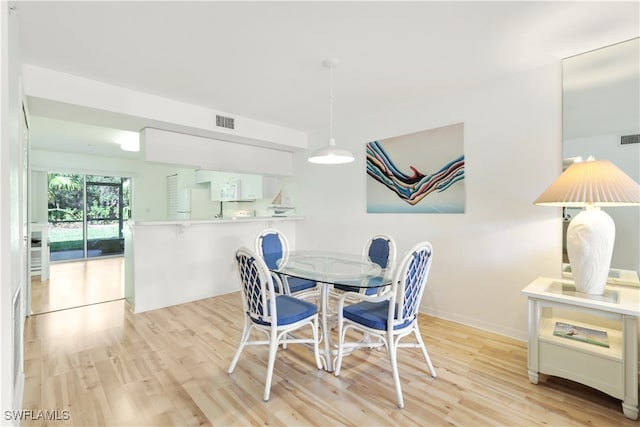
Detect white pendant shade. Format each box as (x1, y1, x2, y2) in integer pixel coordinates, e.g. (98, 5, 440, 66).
(307, 58, 354, 165)
(308, 138, 354, 164)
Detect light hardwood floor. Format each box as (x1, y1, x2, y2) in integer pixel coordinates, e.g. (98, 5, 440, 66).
(22, 289, 637, 426)
(30, 257, 124, 314)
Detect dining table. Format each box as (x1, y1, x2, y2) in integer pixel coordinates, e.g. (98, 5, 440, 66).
(270, 250, 396, 372)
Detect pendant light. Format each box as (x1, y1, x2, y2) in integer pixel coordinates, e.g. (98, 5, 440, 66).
(307, 58, 355, 164)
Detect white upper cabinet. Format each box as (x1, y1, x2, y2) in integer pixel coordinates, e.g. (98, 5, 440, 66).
(208, 172, 282, 201)
(210, 172, 258, 201)
(239, 174, 263, 200)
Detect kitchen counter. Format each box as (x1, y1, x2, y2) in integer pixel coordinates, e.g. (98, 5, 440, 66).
(130, 215, 304, 227)
(124, 216, 301, 313)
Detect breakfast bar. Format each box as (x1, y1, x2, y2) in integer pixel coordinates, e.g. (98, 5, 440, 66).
(124, 216, 302, 313)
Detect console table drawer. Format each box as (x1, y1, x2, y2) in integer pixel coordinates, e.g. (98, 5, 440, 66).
(539, 340, 624, 399)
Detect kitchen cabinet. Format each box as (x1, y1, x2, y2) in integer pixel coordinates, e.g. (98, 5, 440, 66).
(193, 169, 284, 202)
(237, 174, 262, 200)
(209, 172, 280, 201)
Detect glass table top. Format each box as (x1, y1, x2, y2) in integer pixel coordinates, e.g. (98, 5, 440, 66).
(271, 250, 395, 288)
(546, 281, 620, 304)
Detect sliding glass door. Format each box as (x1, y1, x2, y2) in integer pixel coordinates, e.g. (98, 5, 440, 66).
(48, 173, 84, 261)
(48, 173, 130, 261)
(86, 175, 129, 258)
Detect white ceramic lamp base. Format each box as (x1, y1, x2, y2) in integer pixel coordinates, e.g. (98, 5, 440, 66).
(566, 208, 615, 295)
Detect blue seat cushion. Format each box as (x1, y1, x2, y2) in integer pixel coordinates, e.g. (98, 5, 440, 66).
(251, 295, 317, 326)
(343, 300, 412, 330)
(334, 277, 386, 295)
(271, 274, 316, 294)
(286, 277, 317, 294)
(334, 283, 371, 294)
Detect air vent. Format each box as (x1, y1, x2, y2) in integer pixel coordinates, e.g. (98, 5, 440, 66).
(621, 134, 639, 145)
(216, 114, 235, 130)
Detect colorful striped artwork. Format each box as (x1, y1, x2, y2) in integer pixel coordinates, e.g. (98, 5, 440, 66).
(366, 123, 465, 213)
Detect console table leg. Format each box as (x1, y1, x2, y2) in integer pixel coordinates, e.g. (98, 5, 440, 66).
(622, 401, 639, 420)
(528, 370, 539, 384)
(622, 315, 638, 420)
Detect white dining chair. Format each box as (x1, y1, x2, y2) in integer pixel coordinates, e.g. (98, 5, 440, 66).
(255, 228, 318, 299)
(228, 247, 322, 401)
(333, 241, 436, 408)
(332, 234, 397, 295)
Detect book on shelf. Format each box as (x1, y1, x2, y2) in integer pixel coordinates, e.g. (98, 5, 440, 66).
(553, 321, 609, 348)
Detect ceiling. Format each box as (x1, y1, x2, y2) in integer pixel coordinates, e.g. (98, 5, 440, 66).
(15, 1, 640, 157)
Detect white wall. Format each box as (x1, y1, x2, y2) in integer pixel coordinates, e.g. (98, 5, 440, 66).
(0, 2, 11, 421)
(29, 170, 47, 223)
(1, 3, 25, 423)
(23, 64, 308, 151)
(295, 63, 563, 341)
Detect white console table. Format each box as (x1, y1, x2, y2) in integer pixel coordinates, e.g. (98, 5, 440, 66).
(522, 277, 639, 420)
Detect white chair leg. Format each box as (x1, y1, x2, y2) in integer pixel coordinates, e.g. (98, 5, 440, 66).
(228, 343, 245, 374)
(334, 320, 347, 376)
(263, 332, 279, 401)
(228, 320, 251, 374)
(414, 327, 437, 378)
(311, 316, 323, 370)
(388, 335, 404, 408)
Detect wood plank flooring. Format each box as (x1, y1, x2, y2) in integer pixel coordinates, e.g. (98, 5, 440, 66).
(22, 291, 637, 426)
(30, 257, 124, 314)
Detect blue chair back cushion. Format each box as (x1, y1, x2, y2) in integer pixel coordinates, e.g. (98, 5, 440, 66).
(261, 233, 283, 269)
(343, 300, 412, 330)
(251, 295, 318, 326)
(368, 238, 391, 268)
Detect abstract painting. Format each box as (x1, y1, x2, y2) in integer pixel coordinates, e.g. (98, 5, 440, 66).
(366, 122, 465, 213)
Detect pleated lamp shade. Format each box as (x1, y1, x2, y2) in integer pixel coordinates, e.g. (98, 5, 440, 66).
(534, 158, 640, 207)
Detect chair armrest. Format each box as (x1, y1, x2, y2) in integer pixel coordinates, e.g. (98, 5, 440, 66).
(270, 272, 290, 295)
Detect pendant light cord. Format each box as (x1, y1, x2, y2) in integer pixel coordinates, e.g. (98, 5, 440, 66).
(328, 63, 335, 146)
(307, 58, 353, 164)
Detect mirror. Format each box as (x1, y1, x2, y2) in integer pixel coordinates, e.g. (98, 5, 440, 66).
(562, 38, 640, 275)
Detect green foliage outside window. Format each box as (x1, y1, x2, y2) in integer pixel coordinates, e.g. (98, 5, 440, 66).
(47, 173, 131, 254)
(48, 173, 83, 221)
(47, 173, 131, 222)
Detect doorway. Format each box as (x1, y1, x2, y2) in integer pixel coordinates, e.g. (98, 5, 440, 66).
(48, 173, 130, 261)
(31, 172, 130, 314)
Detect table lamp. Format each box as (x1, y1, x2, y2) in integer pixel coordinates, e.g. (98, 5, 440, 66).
(534, 156, 640, 295)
